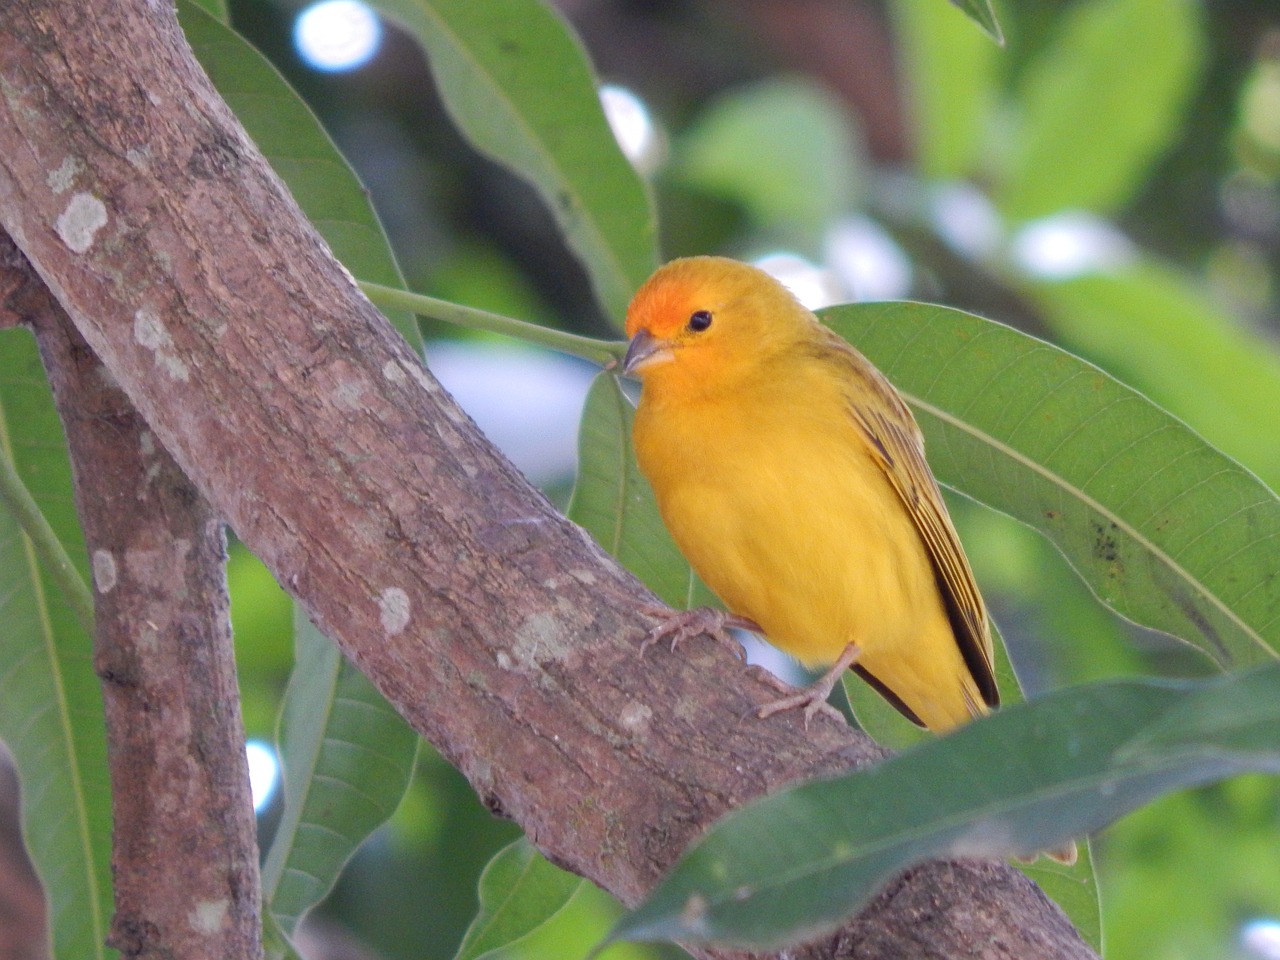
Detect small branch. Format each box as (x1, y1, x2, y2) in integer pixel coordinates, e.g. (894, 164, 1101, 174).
(9, 232, 263, 960)
(361, 281, 625, 366)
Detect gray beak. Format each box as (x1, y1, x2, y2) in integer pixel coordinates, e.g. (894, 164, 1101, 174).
(622, 328, 662, 376)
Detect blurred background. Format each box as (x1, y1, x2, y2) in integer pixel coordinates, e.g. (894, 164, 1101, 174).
(9, 0, 1277, 958)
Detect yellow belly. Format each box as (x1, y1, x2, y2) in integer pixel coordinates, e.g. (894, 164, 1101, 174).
(634, 388, 980, 730)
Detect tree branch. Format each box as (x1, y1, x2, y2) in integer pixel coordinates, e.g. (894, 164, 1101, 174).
(1, 230, 262, 959)
(0, 3, 1093, 958)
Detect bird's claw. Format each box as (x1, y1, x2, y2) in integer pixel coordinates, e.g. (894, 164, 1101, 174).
(756, 688, 846, 729)
(637, 606, 753, 661)
(754, 641, 860, 729)
(1015, 842, 1079, 866)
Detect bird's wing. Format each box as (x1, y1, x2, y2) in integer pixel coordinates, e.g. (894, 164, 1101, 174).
(820, 330, 999, 707)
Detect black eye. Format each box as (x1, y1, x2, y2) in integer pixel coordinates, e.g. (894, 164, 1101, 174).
(688, 310, 713, 332)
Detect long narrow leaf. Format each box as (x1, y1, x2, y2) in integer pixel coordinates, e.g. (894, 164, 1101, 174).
(606, 664, 1280, 951)
(367, 0, 658, 323)
(177, 0, 422, 351)
(841, 620, 1101, 950)
(0, 330, 113, 959)
(1025, 261, 1280, 488)
(262, 607, 419, 934)
(822, 302, 1280, 669)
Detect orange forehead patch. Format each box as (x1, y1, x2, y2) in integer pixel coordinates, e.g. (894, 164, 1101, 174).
(625, 257, 738, 338)
(625, 271, 699, 339)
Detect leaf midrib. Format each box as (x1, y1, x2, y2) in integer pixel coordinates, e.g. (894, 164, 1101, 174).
(906, 387, 1272, 660)
(0, 405, 106, 958)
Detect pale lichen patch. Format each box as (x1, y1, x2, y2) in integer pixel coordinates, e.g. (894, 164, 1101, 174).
(125, 146, 152, 170)
(189, 898, 228, 934)
(91, 549, 117, 594)
(134, 309, 190, 382)
(137, 626, 162, 656)
(157, 353, 190, 381)
(619, 701, 652, 733)
(512, 611, 572, 666)
(382, 359, 405, 384)
(138, 430, 162, 484)
(46, 156, 82, 194)
(55, 193, 107, 253)
(133, 309, 172, 351)
(378, 587, 411, 636)
(397, 357, 433, 393)
(333, 379, 367, 411)
(93, 363, 122, 392)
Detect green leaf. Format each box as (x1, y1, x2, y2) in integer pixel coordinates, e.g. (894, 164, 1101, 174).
(188, 0, 227, 21)
(176, 0, 422, 351)
(367, 0, 658, 323)
(1019, 843, 1101, 953)
(842, 619, 1102, 949)
(1024, 260, 1280, 490)
(263, 911, 306, 960)
(674, 78, 863, 240)
(567, 372, 715, 610)
(946, 0, 1003, 45)
(262, 606, 420, 934)
(606, 664, 1280, 951)
(819, 302, 1280, 670)
(455, 839, 584, 960)
(891, 0, 1001, 180)
(997, 0, 1203, 220)
(458, 840, 664, 960)
(0, 330, 114, 959)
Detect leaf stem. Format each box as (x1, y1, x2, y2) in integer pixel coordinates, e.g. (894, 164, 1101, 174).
(361, 282, 625, 367)
(0, 443, 95, 635)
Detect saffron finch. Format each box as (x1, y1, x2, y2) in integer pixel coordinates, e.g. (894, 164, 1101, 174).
(622, 256, 999, 732)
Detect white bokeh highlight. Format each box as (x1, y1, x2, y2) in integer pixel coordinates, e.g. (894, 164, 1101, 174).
(294, 0, 383, 73)
(245, 740, 280, 812)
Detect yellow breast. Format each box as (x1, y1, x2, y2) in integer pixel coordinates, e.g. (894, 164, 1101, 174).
(633, 358, 979, 730)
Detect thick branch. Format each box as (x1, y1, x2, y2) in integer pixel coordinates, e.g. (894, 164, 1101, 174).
(2, 231, 261, 959)
(0, 4, 1093, 958)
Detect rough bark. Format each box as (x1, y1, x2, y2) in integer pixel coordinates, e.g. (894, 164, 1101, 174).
(0, 3, 1094, 959)
(1, 230, 262, 959)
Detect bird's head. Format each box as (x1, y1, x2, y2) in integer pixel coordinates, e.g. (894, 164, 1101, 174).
(622, 256, 813, 387)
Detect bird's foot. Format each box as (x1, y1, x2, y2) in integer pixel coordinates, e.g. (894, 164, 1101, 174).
(755, 686, 846, 728)
(637, 606, 758, 661)
(756, 641, 861, 729)
(1015, 842, 1079, 866)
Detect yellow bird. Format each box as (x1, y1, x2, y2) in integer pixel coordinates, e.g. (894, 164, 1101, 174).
(622, 256, 998, 732)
